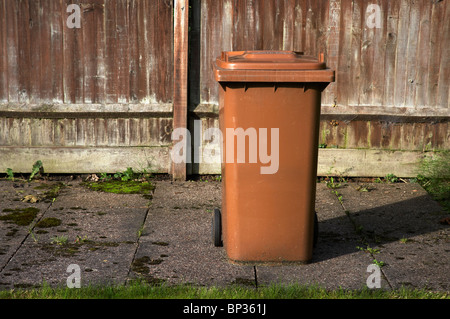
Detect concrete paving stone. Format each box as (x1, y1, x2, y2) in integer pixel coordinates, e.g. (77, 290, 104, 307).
(0, 240, 137, 289)
(52, 180, 151, 209)
(0, 179, 150, 289)
(336, 182, 449, 291)
(31, 206, 148, 244)
(375, 241, 449, 291)
(337, 183, 446, 243)
(0, 180, 53, 273)
(256, 183, 383, 290)
(134, 181, 255, 287)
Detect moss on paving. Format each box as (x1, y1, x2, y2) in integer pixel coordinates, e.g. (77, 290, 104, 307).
(35, 217, 62, 228)
(83, 180, 155, 195)
(0, 207, 40, 226)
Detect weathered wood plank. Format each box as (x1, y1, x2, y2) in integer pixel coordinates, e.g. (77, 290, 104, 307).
(393, 0, 410, 107)
(0, 102, 173, 114)
(347, 0, 363, 106)
(187, 141, 431, 179)
(154, 0, 174, 104)
(404, 0, 421, 108)
(413, 0, 432, 108)
(50, 0, 64, 104)
(172, 0, 189, 180)
(0, 146, 431, 178)
(355, 0, 372, 106)
(0, 146, 171, 174)
(370, 0, 387, 106)
(436, 0, 449, 109)
(292, 0, 304, 51)
(38, 0, 54, 103)
(383, 0, 400, 107)
(317, 149, 428, 178)
(5, 0, 19, 103)
(104, 0, 118, 104)
(336, 0, 353, 108)
(427, 0, 445, 108)
(81, 0, 105, 104)
(0, 0, 7, 103)
(63, 0, 73, 104)
(16, 0, 31, 104)
(0, 116, 173, 147)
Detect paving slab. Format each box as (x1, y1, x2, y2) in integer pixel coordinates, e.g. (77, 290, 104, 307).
(0, 180, 149, 289)
(255, 183, 383, 290)
(336, 182, 449, 291)
(133, 181, 256, 287)
(0, 180, 53, 283)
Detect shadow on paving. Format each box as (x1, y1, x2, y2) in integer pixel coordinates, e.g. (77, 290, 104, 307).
(314, 194, 448, 262)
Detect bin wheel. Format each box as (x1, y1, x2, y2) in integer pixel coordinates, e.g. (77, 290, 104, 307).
(212, 208, 223, 247)
(313, 212, 319, 248)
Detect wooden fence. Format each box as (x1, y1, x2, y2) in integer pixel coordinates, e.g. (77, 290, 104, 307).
(0, 0, 449, 178)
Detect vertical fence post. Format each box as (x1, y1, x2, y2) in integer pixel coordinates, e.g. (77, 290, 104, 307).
(172, 0, 189, 181)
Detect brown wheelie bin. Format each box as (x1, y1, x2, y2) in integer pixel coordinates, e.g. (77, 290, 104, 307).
(213, 51, 335, 264)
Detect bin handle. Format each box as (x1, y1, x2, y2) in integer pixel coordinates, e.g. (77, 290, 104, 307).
(222, 51, 305, 62)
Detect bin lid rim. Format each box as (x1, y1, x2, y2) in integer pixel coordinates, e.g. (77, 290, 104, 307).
(216, 51, 327, 70)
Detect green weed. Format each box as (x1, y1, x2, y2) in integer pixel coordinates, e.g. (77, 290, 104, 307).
(51, 235, 68, 246)
(29, 160, 44, 181)
(6, 168, 14, 181)
(385, 174, 398, 183)
(326, 177, 341, 189)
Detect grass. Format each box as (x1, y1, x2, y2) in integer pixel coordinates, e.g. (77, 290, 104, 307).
(0, 282, 447, 299)
(415, 151, 450, 211)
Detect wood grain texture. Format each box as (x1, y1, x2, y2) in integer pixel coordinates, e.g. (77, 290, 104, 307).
(0, 0, 173, 106)
(172, 0, 189, 180)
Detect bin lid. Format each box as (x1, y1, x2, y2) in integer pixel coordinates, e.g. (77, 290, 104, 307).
(214, 51, 335, 83)
(216, 51, 326, 70)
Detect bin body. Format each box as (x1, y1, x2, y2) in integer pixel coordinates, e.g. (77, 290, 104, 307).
(214, 51, 334, 263)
